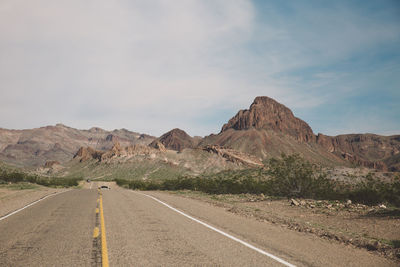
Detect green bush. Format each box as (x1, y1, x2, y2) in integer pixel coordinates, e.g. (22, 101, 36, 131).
(267, 154, 335, 199)
(0, 171, 25, 183)
(347, 175, 400, 206)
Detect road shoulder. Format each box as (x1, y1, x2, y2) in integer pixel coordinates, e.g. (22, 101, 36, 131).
(142, 190, 398, 267)
(0, 184, 67, 218)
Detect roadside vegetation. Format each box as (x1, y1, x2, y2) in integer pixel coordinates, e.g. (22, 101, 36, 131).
(0, 168, 81, 187)
(116, 154, 400, 207)
(60, 158, 189, 181)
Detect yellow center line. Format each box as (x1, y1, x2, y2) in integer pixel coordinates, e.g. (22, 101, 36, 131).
(93, 227, 99, 238)
(96, 208, 99, 214)
(99, 194, 109, 267)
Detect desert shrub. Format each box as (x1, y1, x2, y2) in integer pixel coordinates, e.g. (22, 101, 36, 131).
(115, 170, 272, 195)
(115, 154, 400, 207)
(0, 168, 81, 187)
(115, 178, 128, 187)
(0, 171, 25, 183)
(346, 176, 400, 206)
(267, 154, 335, 199)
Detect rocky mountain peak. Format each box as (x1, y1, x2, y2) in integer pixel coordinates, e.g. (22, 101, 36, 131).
(221, 96, 315, 142)
(149, 128, 195, 151)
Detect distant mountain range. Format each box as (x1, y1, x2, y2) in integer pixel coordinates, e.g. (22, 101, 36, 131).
(0, 124, 155, 167)
(1, 96, 399, 171)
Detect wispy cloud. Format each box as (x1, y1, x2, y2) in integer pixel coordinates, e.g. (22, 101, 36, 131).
(0, 0, 399, 136)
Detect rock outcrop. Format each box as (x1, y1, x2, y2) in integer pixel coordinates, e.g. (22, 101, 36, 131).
(44, 160, 60, 168)
(221, 96, 315, 142)
(203, 145, 264, 168)
(73, 147, 103, 162)
(149, 141, 167, 152)
(149, 128, 195, 151)
(74, 141, 166, 162)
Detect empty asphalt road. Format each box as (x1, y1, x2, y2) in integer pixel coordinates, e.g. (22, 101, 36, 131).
(0, 182, 396, 266)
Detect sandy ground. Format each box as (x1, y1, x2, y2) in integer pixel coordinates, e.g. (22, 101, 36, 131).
(0, 184, 66, 218)
(169, 191, 400, 262)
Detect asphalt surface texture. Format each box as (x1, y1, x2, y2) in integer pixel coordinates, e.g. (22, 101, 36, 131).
(0, 182, 396, 266)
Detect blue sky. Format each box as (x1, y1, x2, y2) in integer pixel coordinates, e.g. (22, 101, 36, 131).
(0, 0, 399, 136)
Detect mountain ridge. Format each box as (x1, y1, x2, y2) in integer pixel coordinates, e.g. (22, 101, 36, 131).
(0, 96, 399, 171)
(0, 124, 155, 167)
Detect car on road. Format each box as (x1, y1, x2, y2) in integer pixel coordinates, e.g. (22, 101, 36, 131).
(99, 185, 110, 190)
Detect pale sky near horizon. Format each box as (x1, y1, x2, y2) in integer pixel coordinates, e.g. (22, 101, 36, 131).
(0, 0, 399, 137)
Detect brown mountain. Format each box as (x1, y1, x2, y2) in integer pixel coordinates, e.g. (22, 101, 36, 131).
(0, 124, 155, 167)
(201, 96, 400, 171)
(200, 96, 339, 164)
(316, 133, 400, 171)
(149, 128, 196, 151)
(1, 97, 399, 172)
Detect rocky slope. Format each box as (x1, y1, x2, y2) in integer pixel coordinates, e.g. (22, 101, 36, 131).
(0, 124, 155, 167)
(149, 128, 197, 151)
(202, 145, 264, 168)
(61, 141, 244, 180)
(316, 133, 400, 171)
(74, 141, 164, 163)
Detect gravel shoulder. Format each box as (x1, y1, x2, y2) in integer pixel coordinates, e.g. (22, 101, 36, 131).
(0, 183, 67, 218)
(167, 190, 400, 262)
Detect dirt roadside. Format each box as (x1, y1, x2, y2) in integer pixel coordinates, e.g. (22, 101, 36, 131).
(0, 183, 68, 218)
(168, 190, 400, 262)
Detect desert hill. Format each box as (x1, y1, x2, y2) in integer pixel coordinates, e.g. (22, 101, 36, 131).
(149, 128, 197, 151)
(55, 141, 247, 180)
(316, 133, 400, 171)
(201, 96, 400, 171)
(0, 124, 155, 167)
(74, 141, 164, 163)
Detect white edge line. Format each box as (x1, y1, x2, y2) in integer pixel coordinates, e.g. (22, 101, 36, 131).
(0, 190, 71, 222)
(135, 191, 296, 267)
